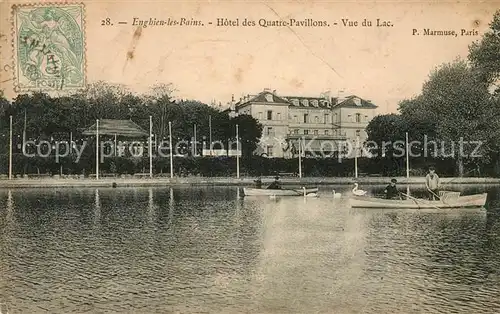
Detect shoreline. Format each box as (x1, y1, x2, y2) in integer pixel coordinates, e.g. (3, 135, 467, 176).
(0, 176, 499, 188)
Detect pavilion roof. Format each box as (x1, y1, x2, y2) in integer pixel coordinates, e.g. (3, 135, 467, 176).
(82, 119, 148, 137)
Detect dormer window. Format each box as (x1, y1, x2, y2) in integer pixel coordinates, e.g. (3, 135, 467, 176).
(312, 100, 318, 107)
(265, 94, 274, 102)
(353, 97, 361, 106)
(302, 99, 309, 106)
(292, 99, 299, 106)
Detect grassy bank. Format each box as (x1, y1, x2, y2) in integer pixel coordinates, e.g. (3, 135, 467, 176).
(0, 176, 499, 188)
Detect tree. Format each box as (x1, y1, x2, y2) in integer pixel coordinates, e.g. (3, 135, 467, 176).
(469, 10, 500, 88)
(400, 60, 497, 176)
(399, 96, 438, 142)
(229, 114, 263, 157)
(365, 114, 407, 157)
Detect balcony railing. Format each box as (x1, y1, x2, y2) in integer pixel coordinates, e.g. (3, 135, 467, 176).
(286, 134, 347, 140)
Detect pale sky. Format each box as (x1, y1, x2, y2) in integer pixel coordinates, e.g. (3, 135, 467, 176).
(1, 0, 498, 114)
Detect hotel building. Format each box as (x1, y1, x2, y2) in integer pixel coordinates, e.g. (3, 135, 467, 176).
(226, 89, 378, 158)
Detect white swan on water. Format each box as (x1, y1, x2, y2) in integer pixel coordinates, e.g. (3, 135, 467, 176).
(333, 190, 342, 199)
(352, 183, 367, 196)
(303, 187, 318, 198)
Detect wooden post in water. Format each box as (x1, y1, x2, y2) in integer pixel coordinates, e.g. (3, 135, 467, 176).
(236, 124, 240, 179)
(9, 115, 12, 180)
(96, 119, 99, 180)
(169, 121, 173, 178)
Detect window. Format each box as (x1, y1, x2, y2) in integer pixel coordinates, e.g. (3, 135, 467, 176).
(293, 115, 298, 122)
(355, 113, 361, 123)
(356, 130, 361, 137)
(325, 130, 329, 135)
(312, 100, 318, 107)
(304, 130, 309, 135)
(354, 98, 361, 106)
(277, 112, 281, 120)
(267, 145, 273, 156)
(265, 94, 274, 102)
(302, 99, 309, 106)
(314, 130, 318, 135)
(267, 110, 273, 120)
(266, 127, 274, 136)
(294, 129, 299, 134)
(314, 116, 319, 123)
(324, 114, 330, 124)
(292, 99, 299, 106)
(303, 114, 309, 123)
(258, 112, 263, 120)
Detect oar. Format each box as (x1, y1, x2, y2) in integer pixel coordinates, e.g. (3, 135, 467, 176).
(428, 188, 441, 200)
(401, 192, 442, 210)
(435, 168, 478, 187)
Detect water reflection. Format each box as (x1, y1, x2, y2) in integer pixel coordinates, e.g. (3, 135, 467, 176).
(5, 189, 15, 228)
(93, 188, 101, 229)
(168, 187, 174, 227)
(147, 188, 157, 225)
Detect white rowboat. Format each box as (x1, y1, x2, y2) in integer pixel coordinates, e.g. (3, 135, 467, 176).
(350, 192, 487, 209)
(243, 187, 319, 196)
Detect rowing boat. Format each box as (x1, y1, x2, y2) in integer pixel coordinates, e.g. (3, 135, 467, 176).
(350, 191, 487, 209)
(243, 187, 318, 196)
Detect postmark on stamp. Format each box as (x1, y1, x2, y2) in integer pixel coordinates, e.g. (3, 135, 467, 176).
(12, 3, 86, 92)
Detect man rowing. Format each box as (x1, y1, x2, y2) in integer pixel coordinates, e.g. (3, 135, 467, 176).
(425, 166, 440, 200)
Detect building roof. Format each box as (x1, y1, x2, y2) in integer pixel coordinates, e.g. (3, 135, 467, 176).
(82, 119, 149, 137)
(333, 95, 377, 109)
(282, 96, 331, 108)
(250, 92, 290, 104)
(235, 90, 290, 109)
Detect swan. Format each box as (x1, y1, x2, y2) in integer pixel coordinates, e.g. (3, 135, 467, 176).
(352, 183, 367, 196)
(303, 187, 318, 198)
(333, 190, 342, 199)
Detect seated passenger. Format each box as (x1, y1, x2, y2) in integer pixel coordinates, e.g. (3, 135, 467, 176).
(254, 177, 262, 189)
(384, 178, 401, 199)
(267, 176, 281, 190)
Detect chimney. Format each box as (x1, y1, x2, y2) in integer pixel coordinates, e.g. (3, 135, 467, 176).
(273, 89, 276, 94)
(337, 90, 346, 102)
(231, 94, 235, 103)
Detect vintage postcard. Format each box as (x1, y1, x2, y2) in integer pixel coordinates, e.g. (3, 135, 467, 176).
(1, 0, 500, 313)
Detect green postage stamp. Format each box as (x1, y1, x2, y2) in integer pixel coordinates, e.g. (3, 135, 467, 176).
(12, 3, 86, 91)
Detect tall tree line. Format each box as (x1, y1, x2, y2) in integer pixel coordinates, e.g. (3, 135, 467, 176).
(0, 81, 263, 157)
(366, 10, 500, 176)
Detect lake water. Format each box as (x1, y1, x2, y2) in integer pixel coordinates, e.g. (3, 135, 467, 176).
(1, 185, 500, 314)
